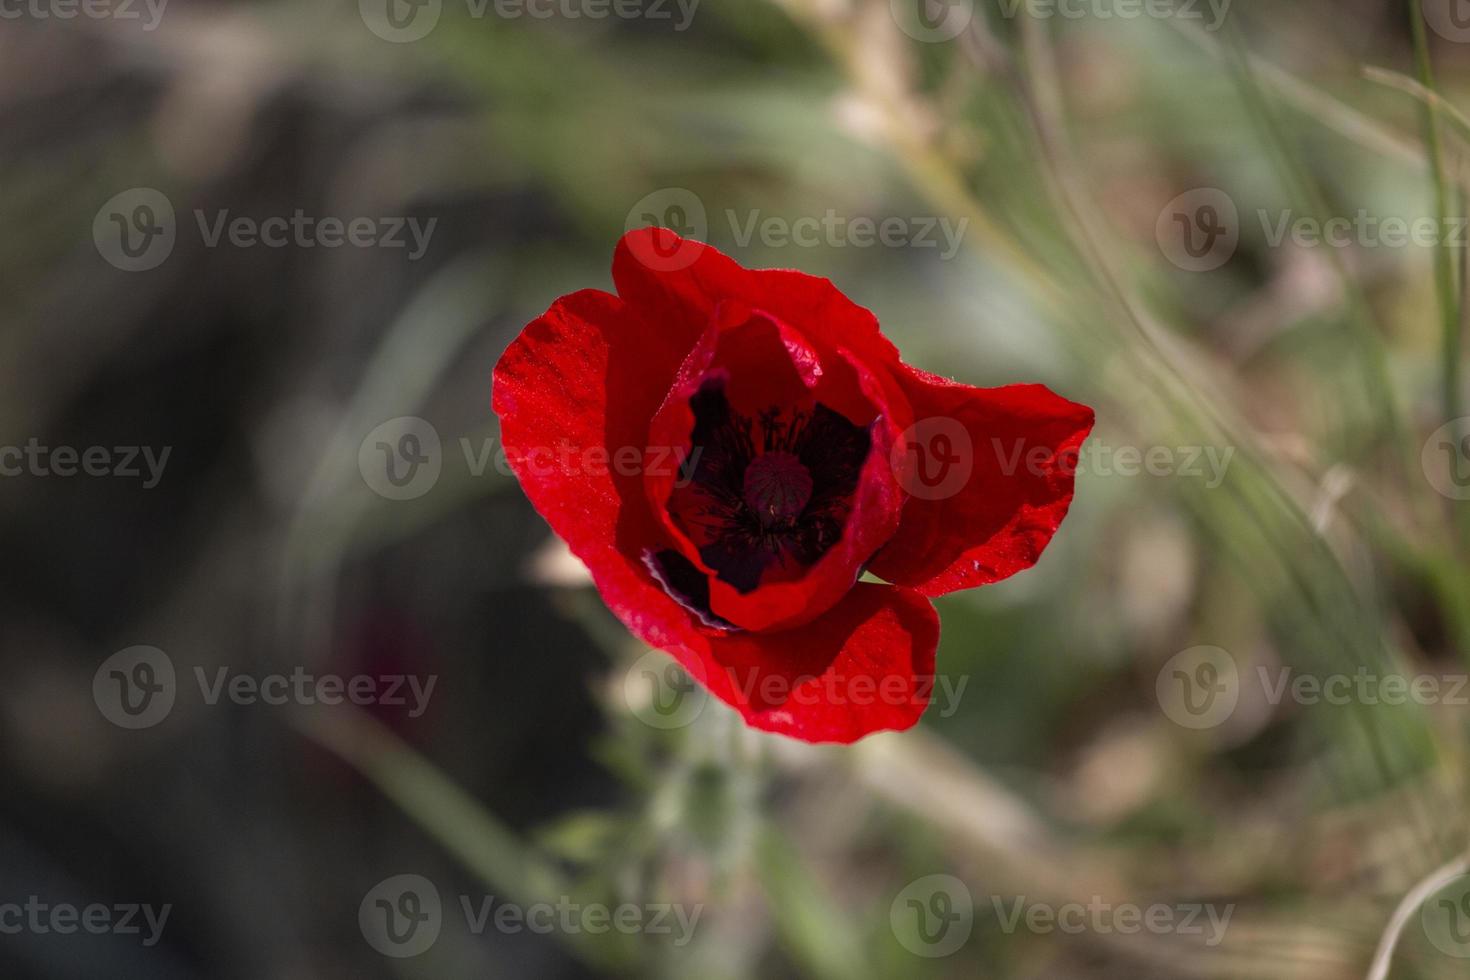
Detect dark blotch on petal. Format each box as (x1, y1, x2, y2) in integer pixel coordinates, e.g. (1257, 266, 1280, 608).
(642, 549, 738, 630)
(671, 378, 872, 594)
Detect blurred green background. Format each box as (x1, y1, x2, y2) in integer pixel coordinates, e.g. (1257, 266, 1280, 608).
(3, 0, 1470, 977)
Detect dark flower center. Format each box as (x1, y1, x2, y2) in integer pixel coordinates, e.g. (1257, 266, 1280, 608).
(665, 377, 872, 595)
(742, 451, 813, 525)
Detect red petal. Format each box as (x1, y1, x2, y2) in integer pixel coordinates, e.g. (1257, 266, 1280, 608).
(492, 289, 712, 654)
(869, 371, 1094, 596)
(614, 229, 913, 420)
(613, 228, 744, 345)
(705, 583, 940, 743)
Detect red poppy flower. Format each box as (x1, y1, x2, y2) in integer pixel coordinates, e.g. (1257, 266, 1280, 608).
(492, 228, 1093, 743)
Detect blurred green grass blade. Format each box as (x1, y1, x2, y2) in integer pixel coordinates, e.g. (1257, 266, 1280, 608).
(754, 824, 868, 980)
(1409, 3, 1465, 440)
(296, 706, 636, 969)
(296, 706, 568, 901)
(1362, 66, 1470, 149)
(1221, 24, 1405, 459)
(1408, 12, 1470, 589)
